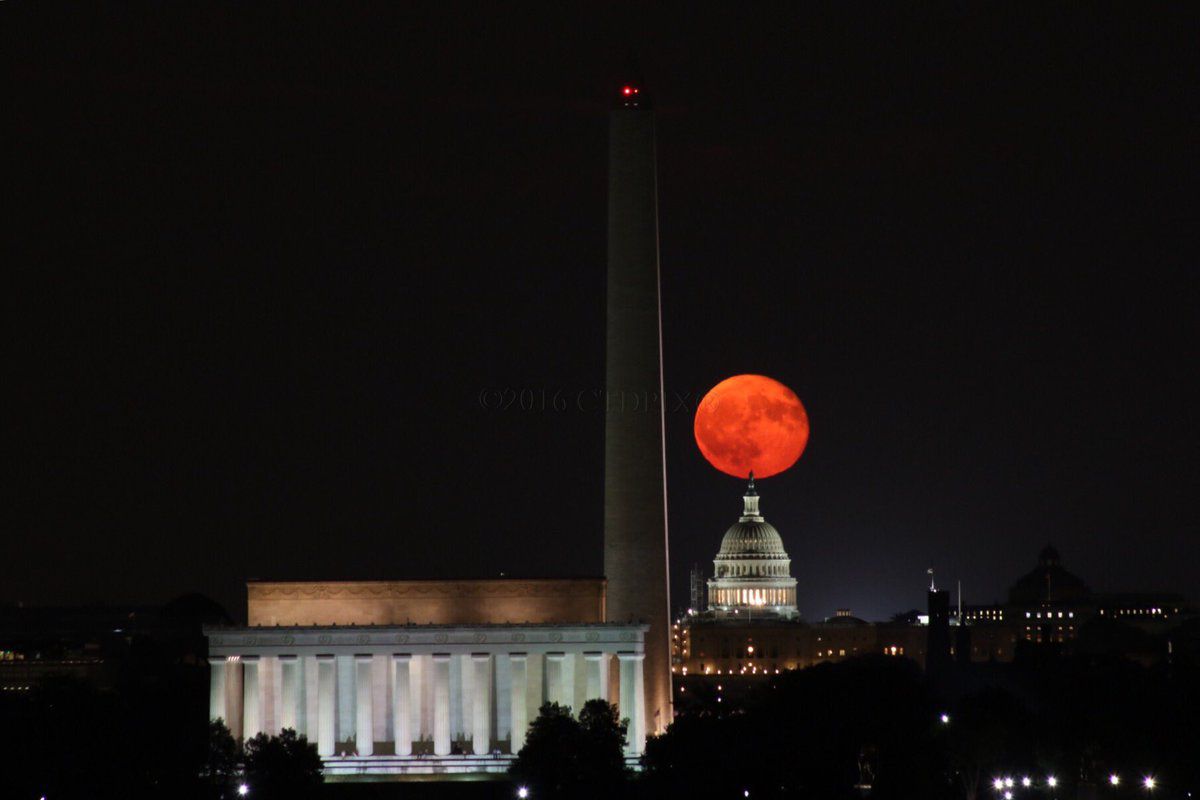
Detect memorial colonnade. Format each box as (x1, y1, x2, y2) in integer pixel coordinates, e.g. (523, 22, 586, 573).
(206, 624, 648, 760)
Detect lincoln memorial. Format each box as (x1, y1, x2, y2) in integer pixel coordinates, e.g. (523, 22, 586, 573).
(205, 578, 647, 777)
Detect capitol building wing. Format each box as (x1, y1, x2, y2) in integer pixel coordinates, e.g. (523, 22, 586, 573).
(205, 579, 647, 777)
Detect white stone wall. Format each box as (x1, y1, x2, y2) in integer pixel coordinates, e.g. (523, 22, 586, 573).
(205, 622, 648, 766)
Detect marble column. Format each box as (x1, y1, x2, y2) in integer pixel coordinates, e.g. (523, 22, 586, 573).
(618, 652, 646, 755)
(226, 659, 244, 740)
(392, 654, 412, 755)
(208, 657, 228, 723)
(509, 653, 528, 752)
(527, 654, 544, 716)
(336, 655, 355, 747)
(316, 655, 336, 757)
(279, 655, 299, 732)
(456, 654, 473, 743)
(471, 654, 490, 755)
(584, 652, 607, 702)
(411, 655, 426, 741)
(545, 652, 565, 707)
(261, 656, 279, 735)
(371, 655, 387, 746)
(494, 652, 512, 741)
(302, 655, 318, 740)
(355, 655, 374, 756)
(242, 656, 261, 739)
(432, 654, 451, 756)
(562, 653, 576, 711)
(607, 652, 620, 704)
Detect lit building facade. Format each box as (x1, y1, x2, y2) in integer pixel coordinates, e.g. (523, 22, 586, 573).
(205, 579, 648, 777)
(677, 613, 931, 677)
(674, 503, 1194, 680)
(706, 477, 798, 617)
(990, 546, 1187, 649)
(674, 482, 935, 677)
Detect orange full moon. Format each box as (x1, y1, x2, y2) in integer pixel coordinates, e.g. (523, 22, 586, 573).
(693, 374, 809, 479)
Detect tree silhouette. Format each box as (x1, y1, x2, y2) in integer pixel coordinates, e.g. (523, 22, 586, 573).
(510, 700, 628, 798)
(944, 688, 1033, 800)
(242, 728, 323, 798)
(643, 655, 945, 799)
(201, 719, 241, 797)
(577, 699, 629, 791)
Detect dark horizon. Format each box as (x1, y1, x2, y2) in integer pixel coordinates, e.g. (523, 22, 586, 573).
(7, 5, 1197, 624)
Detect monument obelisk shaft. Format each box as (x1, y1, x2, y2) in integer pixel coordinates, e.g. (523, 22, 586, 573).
(603, 88, 672, 737)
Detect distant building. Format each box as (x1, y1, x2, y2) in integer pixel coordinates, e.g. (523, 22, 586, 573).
(705, 476, 798, 619)
(968, 546, 1189, 659)
(674, 482, 931, 677)
(925, 588, 952, 677)
(673, 490, 1195, 680)
(0, 594, 228, 693)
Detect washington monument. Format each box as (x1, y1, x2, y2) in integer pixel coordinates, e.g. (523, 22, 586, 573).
(603, 81, 672, 737)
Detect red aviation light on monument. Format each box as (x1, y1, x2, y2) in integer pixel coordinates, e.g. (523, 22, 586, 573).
(618, 84, 643, 108)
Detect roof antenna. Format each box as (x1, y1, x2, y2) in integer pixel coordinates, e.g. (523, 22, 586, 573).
(927, 567, 936, 592)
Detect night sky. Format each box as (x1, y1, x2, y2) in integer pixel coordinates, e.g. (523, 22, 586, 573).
(8, 5, 1197, 622)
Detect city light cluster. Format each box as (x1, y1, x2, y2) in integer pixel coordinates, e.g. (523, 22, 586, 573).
(992, 773, 1158, 793)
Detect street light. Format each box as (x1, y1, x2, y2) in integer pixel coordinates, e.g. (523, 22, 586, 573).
(994, 778, 1006, 791)
(940, 713, 951, 724)
(1143, 776, 1157, 791)
(1005, 777, 1015, 789)
(1047, 776, 1058, 788)
(517, 787, 529, 799)
(1022, 777, 1033, 787)
(237, 785, 249, 797)
(1110, 774, 1121, 787)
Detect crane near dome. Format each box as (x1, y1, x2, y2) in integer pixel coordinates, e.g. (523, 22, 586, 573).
(706, 474, 798, 619)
